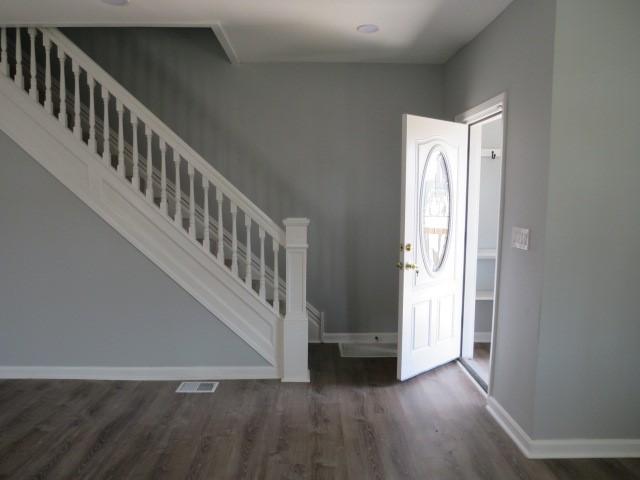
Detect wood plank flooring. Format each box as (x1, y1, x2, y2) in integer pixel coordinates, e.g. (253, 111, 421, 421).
(0, 344, 638, 479)
(465, 342, 491, 384)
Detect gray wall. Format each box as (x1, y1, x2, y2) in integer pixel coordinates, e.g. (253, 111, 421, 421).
(535, 0, 640, 439)
(444, 0, 557, 433)
(0, 131, 265, 367)
(62, 28, 445, 334)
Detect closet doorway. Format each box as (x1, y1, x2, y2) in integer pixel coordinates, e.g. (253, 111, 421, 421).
(456, 95, 506, 391)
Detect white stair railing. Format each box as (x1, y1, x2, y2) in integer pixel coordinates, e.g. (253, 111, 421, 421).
(7, 41, 322, 334)
(0, 26, 311, 378)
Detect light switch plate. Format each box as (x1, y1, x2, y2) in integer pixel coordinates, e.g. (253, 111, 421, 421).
(512, 227, 530, 251)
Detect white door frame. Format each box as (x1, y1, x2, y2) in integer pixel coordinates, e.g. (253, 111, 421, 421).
(455, 92, 507, 395)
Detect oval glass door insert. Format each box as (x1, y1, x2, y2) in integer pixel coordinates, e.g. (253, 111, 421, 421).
(420, 147, 452, 274)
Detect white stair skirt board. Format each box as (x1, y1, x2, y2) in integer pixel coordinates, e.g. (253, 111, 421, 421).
(0, 366, 278, 381)
(339, 343, 397, 358)
(486, 397, 640, 459)
(0, 76, 278, 366)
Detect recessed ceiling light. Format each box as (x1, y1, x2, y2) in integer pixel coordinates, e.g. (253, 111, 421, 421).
(102, 0, 129, 5)
(357, 24, 379, 34)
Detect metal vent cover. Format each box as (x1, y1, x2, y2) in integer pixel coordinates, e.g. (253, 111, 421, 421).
(176, 381, 219, 394)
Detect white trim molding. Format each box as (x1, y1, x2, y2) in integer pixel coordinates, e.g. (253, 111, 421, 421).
(211, 23, 239, 64)
(281, 218, 311, 383)
(454, 92, 506, 124)
(0, 365, 278, 381)
(486, 396, 640, 459)
(455, 91, 508, 397)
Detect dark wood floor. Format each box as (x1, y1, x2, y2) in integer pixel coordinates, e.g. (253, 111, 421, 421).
(0, 345, 639, 479)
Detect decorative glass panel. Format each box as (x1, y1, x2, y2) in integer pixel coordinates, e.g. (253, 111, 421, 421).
(420, 147, 451, 274)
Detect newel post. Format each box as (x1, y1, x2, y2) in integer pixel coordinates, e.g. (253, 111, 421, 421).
(282, 218, 310, 382)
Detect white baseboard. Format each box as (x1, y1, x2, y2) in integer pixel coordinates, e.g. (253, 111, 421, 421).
(474, 331, 492, 343)
(321, 332, 398, 344)
(281, 369, 311, 383)
(307, 311, 395, 345)
(486, 396, 533, 456)
(486, 396, 640, 459)
(0, 365, 279, 381)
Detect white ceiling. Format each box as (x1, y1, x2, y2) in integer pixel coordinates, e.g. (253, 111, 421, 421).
(0, 0, 513, 64)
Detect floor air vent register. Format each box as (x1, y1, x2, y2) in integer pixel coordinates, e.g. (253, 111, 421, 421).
(175, 381, 219, 393)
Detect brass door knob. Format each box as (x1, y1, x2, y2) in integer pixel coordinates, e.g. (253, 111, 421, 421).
(396, 262, 404, 269)
(405, 263, 417, 270)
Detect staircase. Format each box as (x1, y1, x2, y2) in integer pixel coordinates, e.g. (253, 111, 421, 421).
(0, 26, 313, 381)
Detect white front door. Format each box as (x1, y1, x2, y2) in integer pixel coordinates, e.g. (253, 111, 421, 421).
(397, 114, 468, 381)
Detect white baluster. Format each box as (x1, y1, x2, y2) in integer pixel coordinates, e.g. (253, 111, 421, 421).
(230, 202, 238, 275)
(259, 227, 266, 300)
(282, 218, 310, 382)
(174, 154, 182, 226)
(216, 190, 224, 262)
(88, 75, 96, 152)
(43, 34, 52, 114)
(202, 177, 210, 252)
(28, 28, 37, 100)
(273, 240, 280, 314)
(73, 61, 81, 139)
(131, 114, 139, 190)
(14, 27, 23, 89)
(0, 28, 8, 77)
(188, 164, 196, 240)
(145, 126, 153, 202)
(245, 216, 252, 289)
(159, 139, 167, 214)
(116, 100, 125, 177)
(57, 47, 67, 126)
(101, 85, 110, 163)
